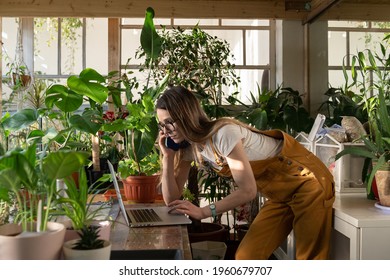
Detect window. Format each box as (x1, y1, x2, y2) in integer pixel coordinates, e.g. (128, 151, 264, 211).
(120, 18, 274, 104)
(2, 17, 272, 109)
(328, 21, 390, 90)
(1, 18, 108, 111)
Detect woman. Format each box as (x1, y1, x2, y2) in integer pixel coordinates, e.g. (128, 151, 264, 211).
(156, 85, 335, 260)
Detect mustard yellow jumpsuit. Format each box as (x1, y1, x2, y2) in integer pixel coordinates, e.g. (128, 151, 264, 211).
(212, 130, 335, 260)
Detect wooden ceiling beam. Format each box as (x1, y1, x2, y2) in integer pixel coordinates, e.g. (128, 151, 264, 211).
(0, 0, 290, 19)
(0, 1, 389, 22)
(304, 0, 343, 24)
(285, 0, 310, 12)
(321, 2, 390, 22)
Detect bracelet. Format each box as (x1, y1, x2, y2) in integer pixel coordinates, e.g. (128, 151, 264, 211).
(209, 204, 217, 219)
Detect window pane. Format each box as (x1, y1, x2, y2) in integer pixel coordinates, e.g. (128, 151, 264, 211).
(122, 18, 144, 25)
(236, 69, 265, 104)
(206, 29, 244, 65)
(2, 18, 22, 111)
(2, 18, 18, 74)
(371, 22, 390, 29)
(246, 30, 269, 65)
(328, 70, 345, 89)
(328, 31, 347, 66)
(174, 19, 219, 26)
(86, 18, 108, 74)
(328, 21, 368, 28)
(61, 18, 83, 75)
(122, 18, 170, 26)
(222, 19, 269, 27)
(121, 29, 143, 65)
(34, 18, 59, 75)
(349, 32, 385, 55)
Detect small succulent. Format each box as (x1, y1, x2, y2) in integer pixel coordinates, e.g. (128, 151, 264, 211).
(72, 225, 105, 250)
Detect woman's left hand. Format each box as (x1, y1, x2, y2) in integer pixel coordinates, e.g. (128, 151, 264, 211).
(167, 200, 205, 220)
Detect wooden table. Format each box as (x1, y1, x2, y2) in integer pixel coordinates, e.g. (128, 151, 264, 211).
(93, 194, 192, 260)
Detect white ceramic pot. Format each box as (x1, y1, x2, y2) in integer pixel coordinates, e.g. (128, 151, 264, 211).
(62, 239, 111, 260)
(0, 222, 66, 260)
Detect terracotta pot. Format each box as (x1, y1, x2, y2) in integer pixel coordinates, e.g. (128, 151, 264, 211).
(375, 167, 390, 207)
(63, 239, 111, 260)
(0, 222, 66, 260)
(122, 175, 159, 203)
(12, 73, 32, 88)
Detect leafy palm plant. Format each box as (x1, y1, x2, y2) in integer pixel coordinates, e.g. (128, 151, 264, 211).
(105, 7, 165, 177)
(45, 67, 109, 172)
(335, 34, 390, 192)
(228, 84, 314, 134)
(53, 168, 110, 231)
(0, 143, 89, 232)
(0, 105, 90, 232)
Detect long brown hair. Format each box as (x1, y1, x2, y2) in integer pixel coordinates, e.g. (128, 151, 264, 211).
(156, 86, 262, 169)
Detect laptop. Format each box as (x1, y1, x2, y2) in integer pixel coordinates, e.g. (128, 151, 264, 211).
(107, 161, 192, 228)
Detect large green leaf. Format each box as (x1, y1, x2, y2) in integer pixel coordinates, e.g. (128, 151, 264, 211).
(79, 68, 106, 83)
(2, 109, 38, 131)
(140, 7, 162, 60)
(43, 151, 90, 181)
(45, 84, 83, 112)
(0, 150, 37, 190)
(248, 108, 268, 130)
(0, 169, 21, 192)
(101, 118, 128, 133)
(128, 118, 158, 162)
(335, 146, 376, 161)
(69, 110, 103, 135)
(67, 74, 108, 104)
(0, 187, 10, 201)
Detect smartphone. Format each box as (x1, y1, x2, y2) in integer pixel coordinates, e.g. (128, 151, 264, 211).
(165, 137, 181, 151)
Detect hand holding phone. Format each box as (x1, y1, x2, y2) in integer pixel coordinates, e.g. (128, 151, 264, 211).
(165, 137, 181, 151)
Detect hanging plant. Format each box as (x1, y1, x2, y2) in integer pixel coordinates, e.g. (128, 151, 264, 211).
(3, 19, 33, 93)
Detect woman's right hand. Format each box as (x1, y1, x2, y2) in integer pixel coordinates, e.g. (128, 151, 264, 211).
(158, 131, 176, 157)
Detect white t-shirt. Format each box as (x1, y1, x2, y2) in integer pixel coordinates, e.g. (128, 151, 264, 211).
(200, 124, 283, 170)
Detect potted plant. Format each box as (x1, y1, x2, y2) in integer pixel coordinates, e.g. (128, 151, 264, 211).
(336, 90, 390, 205)
(105, 7, 165, 203)
(2, 24, 33, 94)
(44, 67, 110, 189)
(138, 15, 240, 231)
(0, 106, 90, 259)
(53, 168, 112, 242)
(317, 87, 367, 128)
(335, 35, 390, 205)
(0, 142, 89, 259)
(8, 64, 32, 92)
(228, 84, 314, 134)
(62, 224, 111, 260)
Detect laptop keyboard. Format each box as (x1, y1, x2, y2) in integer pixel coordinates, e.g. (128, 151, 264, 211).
(128, 209, 162, 223)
